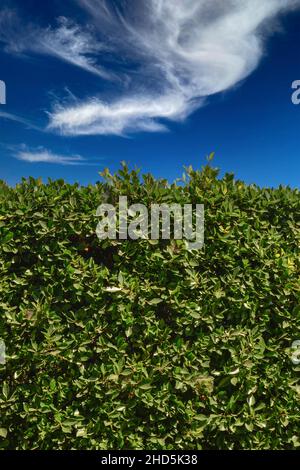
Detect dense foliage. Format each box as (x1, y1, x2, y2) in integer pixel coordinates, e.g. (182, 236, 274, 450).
(0, 163, 299, 450)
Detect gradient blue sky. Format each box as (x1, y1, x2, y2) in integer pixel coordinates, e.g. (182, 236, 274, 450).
(0, 0, 300, 188)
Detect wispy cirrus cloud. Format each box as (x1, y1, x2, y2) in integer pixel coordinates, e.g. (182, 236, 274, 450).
(0, 111, 41, 131)
(14, 145, 86, 165)
(0, 10, 112, 79)
(37, 17, 113, 80)
(1, 1, 300, 137)
(47, 93, 193, 136)
(48, 0, 300, 136)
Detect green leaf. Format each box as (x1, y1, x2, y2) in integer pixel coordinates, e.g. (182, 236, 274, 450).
(148, 298, 163, 305)
(189, 311, 201, 319)
(139, 384, 152, 390)
(0, 428, 7, 438)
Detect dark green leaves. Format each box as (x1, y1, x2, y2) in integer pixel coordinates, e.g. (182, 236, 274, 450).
(0, 164, 299, 450)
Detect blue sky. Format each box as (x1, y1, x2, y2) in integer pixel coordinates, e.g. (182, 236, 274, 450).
(0, 0, 300, 188)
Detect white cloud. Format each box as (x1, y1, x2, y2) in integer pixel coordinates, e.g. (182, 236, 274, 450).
(75, 0, 114, 22)
(0, 12, 112, 79)
(48, 0, 300, 136)
(1, 1, 300, 136)
(0, 111, 36, 128)
(0, 111, 45, 133)
(15, 145, 85, 165)
(37, 17, 113, 80)
(48, 93, 195, 136)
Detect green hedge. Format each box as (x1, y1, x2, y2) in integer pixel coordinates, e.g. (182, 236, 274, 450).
(0, 163, 299, 450)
